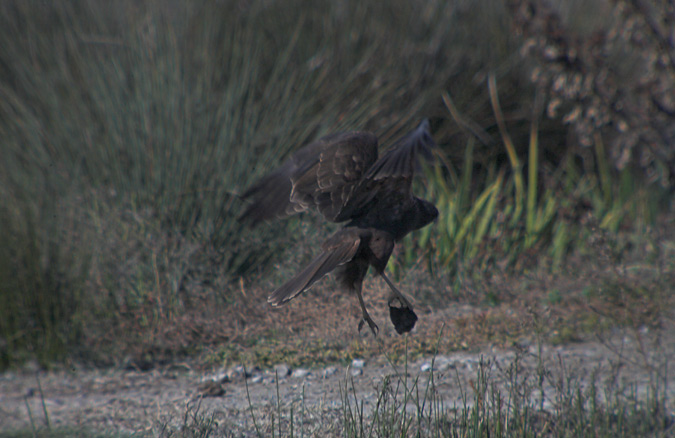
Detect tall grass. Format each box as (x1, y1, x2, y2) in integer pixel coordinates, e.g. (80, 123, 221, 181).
(394, 75, 669, 288)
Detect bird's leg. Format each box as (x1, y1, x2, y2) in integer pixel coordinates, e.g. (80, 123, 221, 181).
(379, 272, 414, 310)
(354, 284, 379, 337)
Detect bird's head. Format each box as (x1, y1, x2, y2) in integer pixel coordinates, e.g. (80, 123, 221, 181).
(412, 198, 438, 231)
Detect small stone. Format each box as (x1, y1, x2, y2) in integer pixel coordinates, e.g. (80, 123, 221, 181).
(22, 360, 41, 374)
(197, 380, 226, 397)
(433, 356, 452, 372)
(291, 368, 310, 378)
(350, 367, 363, 377)
(226, 365, 260, 381)
(249, 373, 263, 384)
(274, 364, 291, 378)
(226, 366, 246, 381)
(167, 363, 192, 373)
(219, 374, 231, 384)
(351, 359, 366, 368)
(323, 366, 338, 378)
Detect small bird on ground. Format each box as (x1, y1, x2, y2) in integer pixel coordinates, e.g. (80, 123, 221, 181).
(240, 120, 438, 336)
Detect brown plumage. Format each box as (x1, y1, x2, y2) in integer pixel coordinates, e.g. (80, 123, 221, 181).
(240, 120, 438, 335)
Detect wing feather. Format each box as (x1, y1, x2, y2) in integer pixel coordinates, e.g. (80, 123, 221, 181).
(365, 119, 435, 182)
(240, 120, 435, 226)
(291, 132, 377, 220)
(238, 159, 299, 226)
(267, 229, 362, 306)
(332, 120, 436, 222)
(240, 132, 377, 225)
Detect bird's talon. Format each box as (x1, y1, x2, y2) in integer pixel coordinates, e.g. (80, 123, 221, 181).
(363, 318, 379, 337)
(358, 317, 379, 337)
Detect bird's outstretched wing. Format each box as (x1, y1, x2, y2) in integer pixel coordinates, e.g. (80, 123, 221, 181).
(239, 132, 378, 226)
(365, 119, 435, 183)
(332, 119, 437, 222)
(240, 120, 435, 226)
(267, 228, 363, 306)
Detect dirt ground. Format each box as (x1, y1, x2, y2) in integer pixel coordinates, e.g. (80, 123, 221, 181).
(1, 317, 673, 436)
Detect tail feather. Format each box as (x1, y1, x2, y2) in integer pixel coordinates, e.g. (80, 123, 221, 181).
(267, 252, 333, 306)
(268, 229, 362, 305)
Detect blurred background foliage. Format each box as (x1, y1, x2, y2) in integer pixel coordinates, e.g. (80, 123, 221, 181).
(0, 0, 672, 368)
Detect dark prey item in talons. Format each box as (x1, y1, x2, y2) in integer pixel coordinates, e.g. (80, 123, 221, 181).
(240, 120, 438, 334)
(389, 298, 418, 334)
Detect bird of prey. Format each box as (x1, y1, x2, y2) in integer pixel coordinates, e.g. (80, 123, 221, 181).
(240, 120, 438, 335)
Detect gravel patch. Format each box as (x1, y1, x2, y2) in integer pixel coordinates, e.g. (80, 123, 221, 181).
(1, 328, 673, 435)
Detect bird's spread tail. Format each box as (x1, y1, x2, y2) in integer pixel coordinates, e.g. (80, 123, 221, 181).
(267, 251, 333, 306)
(268, 228, 363, 306)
